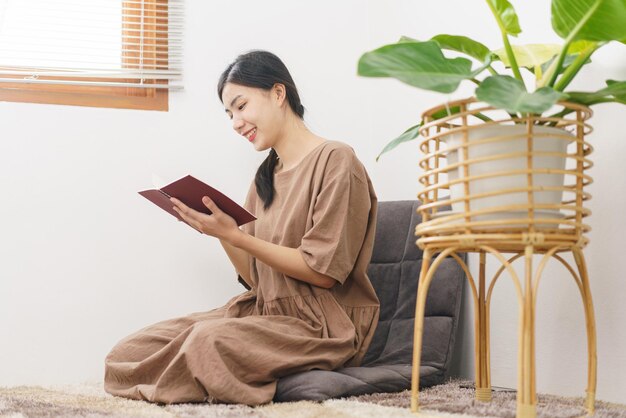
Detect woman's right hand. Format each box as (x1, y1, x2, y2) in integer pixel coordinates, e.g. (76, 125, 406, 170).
(170, 196, 243, 244)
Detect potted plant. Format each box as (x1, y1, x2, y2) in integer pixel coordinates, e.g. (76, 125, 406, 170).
(357, 0, 625, 227)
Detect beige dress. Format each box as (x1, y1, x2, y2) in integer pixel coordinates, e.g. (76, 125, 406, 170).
(104, 140, 380, 405)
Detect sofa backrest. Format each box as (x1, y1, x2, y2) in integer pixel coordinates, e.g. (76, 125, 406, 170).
(362, 200, 465, 377)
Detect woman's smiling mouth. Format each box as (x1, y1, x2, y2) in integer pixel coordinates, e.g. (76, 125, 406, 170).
(244, 128, 257, 142)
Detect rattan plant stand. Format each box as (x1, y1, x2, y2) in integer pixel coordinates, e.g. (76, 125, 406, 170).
(409, 98, 597, 418)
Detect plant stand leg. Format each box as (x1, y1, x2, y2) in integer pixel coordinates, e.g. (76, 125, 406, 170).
(573, 248, 597, 414)
(516, 245, 537, 418)
(476, 250, 492, 401)
(411, 249, 433, 414)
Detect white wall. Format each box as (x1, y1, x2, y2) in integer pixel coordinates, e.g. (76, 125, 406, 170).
(1, 0, 624, 404)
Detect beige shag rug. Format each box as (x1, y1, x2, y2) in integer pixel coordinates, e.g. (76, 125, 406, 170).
(1, 379, 625, 418)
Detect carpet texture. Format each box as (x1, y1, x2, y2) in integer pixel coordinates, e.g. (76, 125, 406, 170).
(1, 379, 624, 418)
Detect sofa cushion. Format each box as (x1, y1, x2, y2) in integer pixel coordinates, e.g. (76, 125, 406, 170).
(274, 200, 465, 402)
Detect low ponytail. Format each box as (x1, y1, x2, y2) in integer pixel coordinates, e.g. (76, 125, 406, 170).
(255, 148, 279, 210)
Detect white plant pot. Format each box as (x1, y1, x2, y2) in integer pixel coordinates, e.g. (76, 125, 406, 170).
(439, 124, 574, 226)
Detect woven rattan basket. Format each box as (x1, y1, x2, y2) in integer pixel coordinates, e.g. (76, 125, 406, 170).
(414, 97, 593, 253)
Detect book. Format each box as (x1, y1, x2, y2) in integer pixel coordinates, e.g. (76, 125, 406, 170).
(139, 175, 256, 228)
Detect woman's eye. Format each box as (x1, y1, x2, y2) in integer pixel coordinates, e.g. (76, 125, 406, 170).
(238, 103, 246, 111)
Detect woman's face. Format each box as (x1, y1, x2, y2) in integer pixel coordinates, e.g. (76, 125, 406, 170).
(221, 82, 285, 152)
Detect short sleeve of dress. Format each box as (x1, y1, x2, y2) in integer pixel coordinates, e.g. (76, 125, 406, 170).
(297, 148, 372, 285)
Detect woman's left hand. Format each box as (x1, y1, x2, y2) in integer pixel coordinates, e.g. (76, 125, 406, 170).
(170, 196, 241, 243)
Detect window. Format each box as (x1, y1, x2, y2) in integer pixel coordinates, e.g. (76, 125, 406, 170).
(0, 0, 183, 111)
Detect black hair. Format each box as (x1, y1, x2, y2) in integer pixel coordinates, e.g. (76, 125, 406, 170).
(218, 50, 305, 210)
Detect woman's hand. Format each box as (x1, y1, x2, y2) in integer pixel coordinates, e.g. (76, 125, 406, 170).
(170, 196, 242, 244)
(171, 196, 335, 289)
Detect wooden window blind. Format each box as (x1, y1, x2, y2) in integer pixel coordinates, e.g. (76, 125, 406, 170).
(0, 0, 183, 110)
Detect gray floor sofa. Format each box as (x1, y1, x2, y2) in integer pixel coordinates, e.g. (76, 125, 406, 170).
(275, 200, 466, 401)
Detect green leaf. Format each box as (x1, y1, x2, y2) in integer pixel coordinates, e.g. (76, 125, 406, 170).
(476, 75, 565, 113)
(357, 41, 476, 93)
(430, 34, 493, 62)
(565, 80, 626, 105)
(398, 35, 419, 43)
(432, 105, 463, 119)
(538, 40, 597, 78)
(607, 80, 626, 104)
(552, 0, 626, 42)
(376, 124, 421, 161)
(486, 0, 522, 36)
(567, 40, 598, 53)
(376, 106, 464, 160)
(494, 44, 561, 68)
(540, 53, 591, 74)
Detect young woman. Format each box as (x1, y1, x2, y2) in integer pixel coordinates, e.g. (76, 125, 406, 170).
(104, 50, 380, 405)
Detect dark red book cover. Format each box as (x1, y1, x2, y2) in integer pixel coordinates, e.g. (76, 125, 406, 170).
(139, 175, 256, 228)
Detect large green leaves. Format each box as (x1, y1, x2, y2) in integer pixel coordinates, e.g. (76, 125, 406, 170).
(476, 75, 565, 113)
(568, 40, 599, 53)
(607, 80, 626, 104)
(541, 0, 624, 88)
(400, 34, 493, 63)
(430, 35, 493, 62)
(552, 0, 626, 42)
(375, 123, 421, 161)
(486, 0, 521, 36)
(565, 80, 626, 105)
(540, 54, 590, 76)
(375, 106, 463, 160)
(539, 40, 596, 74)
(495, 44, 561, 68)
(486, 0, 524, 81)
(358, 41, 477, 93)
